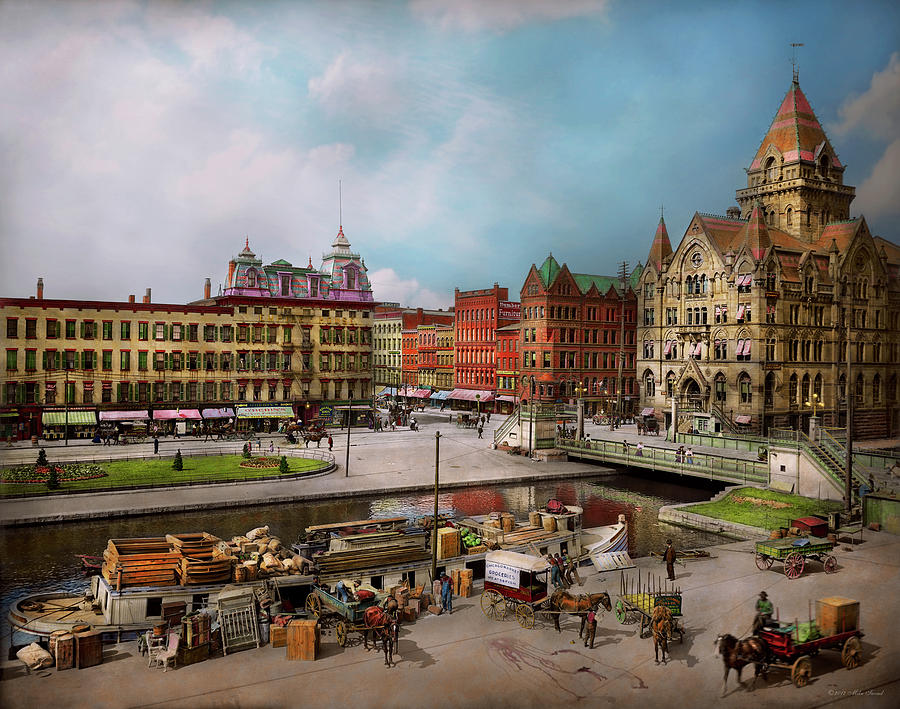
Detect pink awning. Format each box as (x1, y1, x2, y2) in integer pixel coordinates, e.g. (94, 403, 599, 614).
(736, 305, 746, 319)
(99, 410, 150, 421)
(663, 340, 672, 356)
(448, 388, 494, 402)
(735, 415, 752, 424)
(153, 409, 202, 420)
(640, 407, 655, 416)
(412, 389, 432, 398)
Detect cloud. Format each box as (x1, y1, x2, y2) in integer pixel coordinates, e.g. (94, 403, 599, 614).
(410, 0, 610, 33)
(308, 51, 408, 122)
(833, 53, 900, 220)
(368, 268, 449, 309)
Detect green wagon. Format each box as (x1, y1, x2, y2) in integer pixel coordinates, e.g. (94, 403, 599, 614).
(755, 539, 837, 579)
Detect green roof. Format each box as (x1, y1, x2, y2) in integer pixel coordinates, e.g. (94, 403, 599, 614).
(537, 254, 561, 289)
(537, 254, 643, 295)
(270, 259, 293, 267)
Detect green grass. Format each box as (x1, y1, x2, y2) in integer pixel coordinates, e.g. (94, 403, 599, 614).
(682, 487, 843, 530)
(0, 455, 326, 496)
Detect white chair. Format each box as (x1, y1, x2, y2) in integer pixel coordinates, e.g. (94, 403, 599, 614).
(149, 631, 179, 672)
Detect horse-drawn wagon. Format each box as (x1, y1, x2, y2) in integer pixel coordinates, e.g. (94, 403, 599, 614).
(304, 585, 385, 647)
(754, 538, 837, 579)
(614, 571, 684, 642)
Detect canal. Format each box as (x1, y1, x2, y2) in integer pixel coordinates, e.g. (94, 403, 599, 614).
(0, 469, 727, 648)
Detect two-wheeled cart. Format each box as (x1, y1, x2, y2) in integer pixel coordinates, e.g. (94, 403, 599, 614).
(755, 538, 837, 579)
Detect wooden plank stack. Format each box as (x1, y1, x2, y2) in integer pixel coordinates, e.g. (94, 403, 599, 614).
(102, 538, 181, 588)
(315, 539, 430, 576)
(497, 525, 557, 549)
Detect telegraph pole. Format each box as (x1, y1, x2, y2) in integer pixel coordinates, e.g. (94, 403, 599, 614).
(844, 319, 853, 512)
(430, 431, 441, 581)
(616, 261, 629, 423)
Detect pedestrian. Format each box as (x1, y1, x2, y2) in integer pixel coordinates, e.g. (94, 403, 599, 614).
(268, 440, 274, 453)
(622, 440, 628, 454)
(636, 441, 644, 457)
(584, 607, 597, 648)
(487, 412, 491, 423)
(440, 573, 453, 614)
(554, 553, 569, 588)
(477, 424, 483, 439)
(153, 435, 159, 455)
(663, 539, 676, 581)
(328, 435, 333, 451)
(752, 591, 774, 633)
(868, 473, 876, 493)
(686, 447, 693, 464)
(637, 420, 643, 435)
(548, 554, 561, 589)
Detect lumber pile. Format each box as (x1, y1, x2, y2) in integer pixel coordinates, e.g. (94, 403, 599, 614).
(102, 537, 181, 588)
(315, 538, 430, 576)
(497, 525, 557, 548)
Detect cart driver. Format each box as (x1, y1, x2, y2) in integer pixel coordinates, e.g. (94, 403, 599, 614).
(752, 591, 774, 633)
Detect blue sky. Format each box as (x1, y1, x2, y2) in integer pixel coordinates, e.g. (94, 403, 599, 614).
(2, 0, 898, 308)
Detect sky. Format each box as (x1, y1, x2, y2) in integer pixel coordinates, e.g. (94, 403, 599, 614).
(1, 0, 898, 310)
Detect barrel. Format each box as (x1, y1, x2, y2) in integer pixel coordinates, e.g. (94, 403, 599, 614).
(244, 562, 258, 580)
(542, 515, 557, 532)
(529, 511, 542, 527)
(152, 622, 168, 637)
(501, 513, 515, 532)
(234, 565, 248, 583)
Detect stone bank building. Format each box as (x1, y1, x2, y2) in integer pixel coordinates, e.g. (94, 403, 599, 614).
(637, 77, 900, 439)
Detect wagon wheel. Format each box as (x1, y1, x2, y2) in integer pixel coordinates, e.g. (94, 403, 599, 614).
(824, 555, 838, 574)
(305, 594, 321, 618)
(481, 590, 506, 620)
(336, 621, 348, 647)
(755, 553, 774, 570)
(791, 656, 812, 687)
(841, 636, 861, 669)
(614, 599, 627, 624)
(516, 604, 535, 629)
(784, 553, 805, 580)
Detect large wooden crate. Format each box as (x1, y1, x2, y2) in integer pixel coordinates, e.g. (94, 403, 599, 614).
(286, 619, 319, 661)
(271, 625, 287, 648)
(74, 630, 103, 669)
(50, 631, 74, 671)
(101, 537, 180, 588)
(816, 597, 859, 636)
(437, 528, 460, 560)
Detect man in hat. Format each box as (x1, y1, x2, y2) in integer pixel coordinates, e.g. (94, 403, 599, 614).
(663, 539, 676, 580)
(753, 591, 774, 633)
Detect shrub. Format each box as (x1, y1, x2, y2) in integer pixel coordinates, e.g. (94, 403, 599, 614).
(173, 449, 183, 471)
(36, 448, 48, 467)
(242, 442, 251, 459)
(279, 456, 289, 474)
(46, 464, 59, 490)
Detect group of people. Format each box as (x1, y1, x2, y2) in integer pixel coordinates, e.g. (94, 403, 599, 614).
(547, 552, 579, 589)
(674, 446, 694, 463)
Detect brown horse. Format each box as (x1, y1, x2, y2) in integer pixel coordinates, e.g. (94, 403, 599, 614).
(548, 590, 611, 634)
(363, 606, 400, 667)
(650, 605, 672, 664)
(715, 633, 768, 695)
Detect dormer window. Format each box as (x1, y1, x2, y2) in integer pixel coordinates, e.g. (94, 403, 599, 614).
(345, 268, 356, 289)
(765, 156, 778, 183)
(246, 268, 257, 288)
(280, 275, 291, 296)
(818, 154, 830, 179)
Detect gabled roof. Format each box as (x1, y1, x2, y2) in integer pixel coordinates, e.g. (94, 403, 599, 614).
(743, 203, 772, 261)
(816, 220, 861, 253)
(537, 254, 561, 289)
(646, 217, 673, 272)
(749, 80, 842, 170)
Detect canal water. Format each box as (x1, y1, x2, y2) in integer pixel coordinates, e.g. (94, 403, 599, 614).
(0, 470, 727, 649)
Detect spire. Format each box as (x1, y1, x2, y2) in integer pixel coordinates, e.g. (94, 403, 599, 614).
(646, 215, 673, 272)
(744, 203, 772, 261)
(537, 253, 561, 288)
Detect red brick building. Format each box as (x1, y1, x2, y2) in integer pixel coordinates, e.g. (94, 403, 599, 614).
(495, 322, 521, 414)
(451, 284, 521, 411)
(519, 255, 641, 417)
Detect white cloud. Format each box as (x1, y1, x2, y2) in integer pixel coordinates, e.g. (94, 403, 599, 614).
(368, 268, 449, 309)
(308, 51, 408, 122)
(833, 54, 900, 220)
(410, 0, 610, 33)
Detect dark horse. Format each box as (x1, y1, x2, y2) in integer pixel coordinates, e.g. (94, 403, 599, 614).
(363, 606, 400, 667)
(715, 633, 768, 696)
(548, 590, 611, 634)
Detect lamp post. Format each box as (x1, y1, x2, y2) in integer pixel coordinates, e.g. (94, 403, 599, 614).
(345, 402, 352, 477)
(522, 375, 536, 458)
(574, 381, 586, 442)
(804, 392, 824, 442)
(475, 393, 481, 422)
(430, 430, 441, 582)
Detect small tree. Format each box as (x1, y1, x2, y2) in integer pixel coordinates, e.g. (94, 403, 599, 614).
(46, 464, 60, 490)
(36, 448, 48, 468)
(279, 455, 289, 474)
(242, 442, 251, 459)
(172, 449, 183, 471)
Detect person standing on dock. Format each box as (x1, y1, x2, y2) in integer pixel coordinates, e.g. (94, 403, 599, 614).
(584, 607, 597, 648)
(663, 539, 677, 580)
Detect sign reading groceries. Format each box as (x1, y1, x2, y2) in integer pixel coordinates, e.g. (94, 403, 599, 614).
(499, 301, 521, 320)
(485, 561, 520, 589)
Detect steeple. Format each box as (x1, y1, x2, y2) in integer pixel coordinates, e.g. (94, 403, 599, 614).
(331, 225, 352, 256)
(743, 202, 772, 261)
(646, 216, 673, 273)
(737, 77, 854, 242)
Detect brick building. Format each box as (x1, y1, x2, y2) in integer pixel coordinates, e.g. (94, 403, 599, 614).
(373, 306, 453, 393)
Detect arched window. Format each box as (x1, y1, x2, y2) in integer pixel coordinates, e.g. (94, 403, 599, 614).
(666, 372, 675, 398)
(644, 371, 655, 398)
(739, 373, 752, 404)
(814, 374, 823, 400)
(765, 156, 778, 182)
(855, 374, 865, 404)
(801, 374, 811, 405)
(246, 268, 257, 288)
(789, 374, 798, 404)
(765, 372, 776, 407)
(701, 274, 707, 293)
(819, 154, 830, 179)
(714, 373, 726, 402)
(786, 207, 793, 226)
(873, 374, 881, 403)
(838, 373, 847, 403)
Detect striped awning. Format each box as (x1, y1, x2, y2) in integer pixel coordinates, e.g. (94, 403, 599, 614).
(152, 409, 202, 420)
(202, 408, 235, 419)
(429, 390, 449, 400)
(99, 410, 150, 421)
(735, 415, 752, 424)
(42, 410, 96, 426)
(235, 405, 295, 419)
(448, 389, 494, 402)
(495, 395, 517, 403)
(640, 408, 655, 416)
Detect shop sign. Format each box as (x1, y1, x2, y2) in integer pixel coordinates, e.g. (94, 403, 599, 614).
(486, 561, 520, 589)
(499, 301, 521, 319)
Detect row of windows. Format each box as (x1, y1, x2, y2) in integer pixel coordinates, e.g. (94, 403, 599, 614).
(5, 349, 303, 373)
(519, 351, 633, 370)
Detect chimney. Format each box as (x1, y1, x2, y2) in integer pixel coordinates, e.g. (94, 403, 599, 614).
(204, 278, 211, 299)
(143, 288, 151, 304)
(36, 278, 44, 300)
(128, 294, 135, 303)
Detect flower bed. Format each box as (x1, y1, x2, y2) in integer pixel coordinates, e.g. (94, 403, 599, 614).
(0, 463, 108, 484)
(238, 457, 282, 470)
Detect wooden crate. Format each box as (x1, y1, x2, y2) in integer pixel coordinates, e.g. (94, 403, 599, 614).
(816, 597, 859, 636)
(458, 581, 472, 598)
(162, 601, 186, 628)
(176, 643, 209, 666)
(286, 620, 319, 661)
(271, 625, 287, 648)
(437, 528, 460, 559)
(51, 632, 75, 671)
(74, 630, 103, 669)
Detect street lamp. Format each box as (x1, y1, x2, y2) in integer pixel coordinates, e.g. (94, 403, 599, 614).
(804, 392, 825, 441)
(522, 375, 536, 459)
(574, 380, 586, 441)
(475, 393, 481, 422)
(345, 402, 352, 477)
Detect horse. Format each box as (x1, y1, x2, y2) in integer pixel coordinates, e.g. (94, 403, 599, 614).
(715, 633, 768, 696)
(363, 606, 400, 667)
(650, 605, 672, 664)
(548, 590, 611, 634)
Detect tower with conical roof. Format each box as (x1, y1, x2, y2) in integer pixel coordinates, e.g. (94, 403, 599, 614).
(646, 216, 673, 274)
(736, 76, 854, 242)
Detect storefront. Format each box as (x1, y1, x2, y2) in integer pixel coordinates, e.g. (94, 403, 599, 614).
(152, 408, 203, 436)
(234, 404, 295, 433)
(494, 394, 517, 415)
(429, 390, 450, 409)
(0, 410, 17, 441)
(98, 410, 151, 441)
(41, 409, 97, 440)
(447, 388, 494, 413)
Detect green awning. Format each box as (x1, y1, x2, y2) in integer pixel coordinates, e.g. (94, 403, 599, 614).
(42, 411, 97, 426)
(0, 412, 18, 418)
(235, 405, 295, 419)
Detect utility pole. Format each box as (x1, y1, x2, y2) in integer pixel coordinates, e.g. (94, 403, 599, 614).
(430, 431, 441, 582)
(64, 362, 70, 447)
(345, 402, 352, 477)
(616, 261, 628, 423)
(844, 318, 853, 512)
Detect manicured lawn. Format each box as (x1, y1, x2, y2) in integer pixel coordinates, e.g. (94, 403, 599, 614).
(0, 455, 326, 496)
(682, 487, 843, 530)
